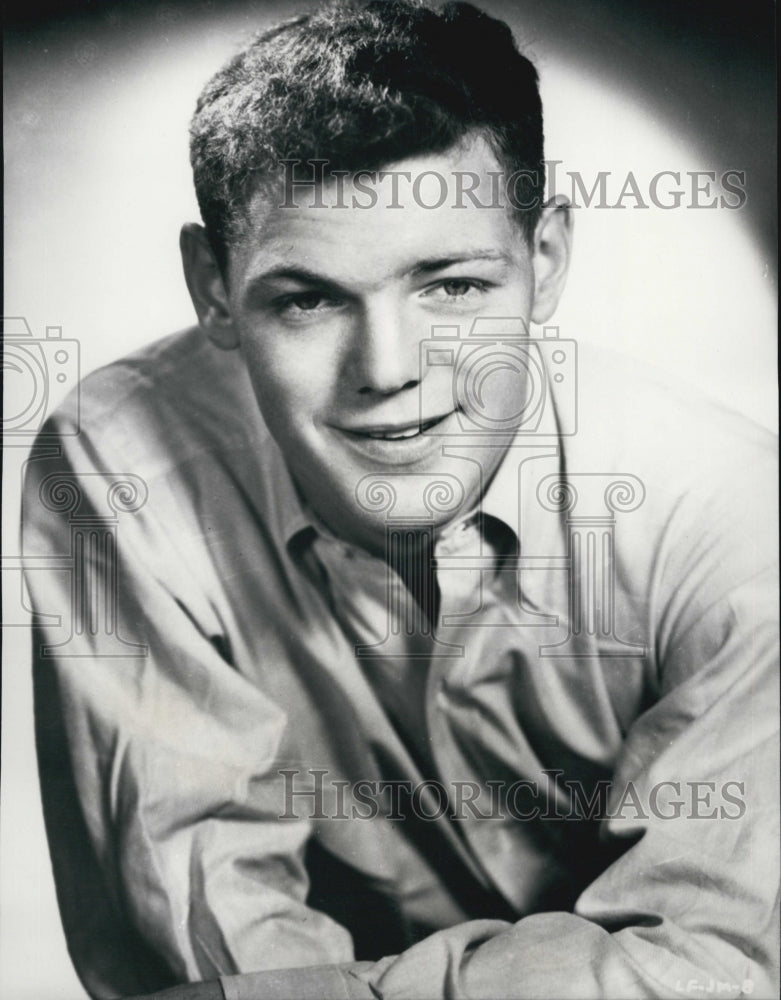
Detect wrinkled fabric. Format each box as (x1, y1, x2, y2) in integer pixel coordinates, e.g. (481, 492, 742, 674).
(23, 328, 778, 1000)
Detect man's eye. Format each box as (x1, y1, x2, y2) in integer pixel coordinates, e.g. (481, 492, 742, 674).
(442, 279, 477, 297)
(279, 291, 333, 313)
(423, 278, 490, 303)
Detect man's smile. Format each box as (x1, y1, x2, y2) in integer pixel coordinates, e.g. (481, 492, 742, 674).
(329, 410, 460, 465)
(338, 412, 454, 440)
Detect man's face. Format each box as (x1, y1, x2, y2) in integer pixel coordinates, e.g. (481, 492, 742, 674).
(211, 136, 567, 554)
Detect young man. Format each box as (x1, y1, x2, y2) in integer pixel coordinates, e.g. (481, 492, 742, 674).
(23, 2, 778, 998)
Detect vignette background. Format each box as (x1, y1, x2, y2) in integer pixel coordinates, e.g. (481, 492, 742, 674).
(3, 1, 776, 996)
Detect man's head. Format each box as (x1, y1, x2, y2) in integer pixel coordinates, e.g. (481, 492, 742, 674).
(189, 0, 545, 267)
(182, 0, 571, 555)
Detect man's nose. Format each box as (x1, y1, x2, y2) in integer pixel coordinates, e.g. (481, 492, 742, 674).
(349, 300, 422, 396)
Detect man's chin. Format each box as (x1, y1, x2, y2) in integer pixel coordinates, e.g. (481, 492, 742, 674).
(293, 444, 480, 549)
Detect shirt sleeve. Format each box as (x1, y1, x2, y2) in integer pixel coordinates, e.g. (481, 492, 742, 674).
(225, 449, 778, 999)
(334, 447, 779, 999)
(26, 407, 778, 1000)
(220, 961, 376, 1000)
(23, 418, 356, 1000)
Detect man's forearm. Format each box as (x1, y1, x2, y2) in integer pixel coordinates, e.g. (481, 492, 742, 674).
(127, 982, 224, 1000)
(126, 961, 378, 1000)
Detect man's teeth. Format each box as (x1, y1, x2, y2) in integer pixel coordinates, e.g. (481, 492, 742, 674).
(367, 426, 421, 440)
(365, 416, 441, 440)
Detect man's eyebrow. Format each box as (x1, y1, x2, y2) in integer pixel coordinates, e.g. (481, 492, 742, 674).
(410, 250, 513, 274)
(246, 266, 338, 287)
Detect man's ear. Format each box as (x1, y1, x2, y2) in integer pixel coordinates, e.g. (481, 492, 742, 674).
(180, 223, 239, 350)
(530, 197, 573, 325)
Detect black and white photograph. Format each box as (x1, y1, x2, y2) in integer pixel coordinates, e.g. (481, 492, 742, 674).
(2, 1, 778, 997)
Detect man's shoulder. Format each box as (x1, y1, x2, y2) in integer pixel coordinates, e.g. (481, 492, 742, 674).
(557, 341, 777, 590)
(46, 326, 268, 477)
(568, 340, 776, 488)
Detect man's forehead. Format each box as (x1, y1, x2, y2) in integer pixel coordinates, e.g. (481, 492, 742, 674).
(230, 135, 528, 278)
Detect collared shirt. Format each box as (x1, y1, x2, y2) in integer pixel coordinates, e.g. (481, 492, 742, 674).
(23, 327, 778, 1000)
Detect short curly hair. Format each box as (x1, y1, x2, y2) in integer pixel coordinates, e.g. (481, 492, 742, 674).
(189, 0, 544, 266)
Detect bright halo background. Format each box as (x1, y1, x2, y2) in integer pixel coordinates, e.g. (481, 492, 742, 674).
(2, 1, 776, 996)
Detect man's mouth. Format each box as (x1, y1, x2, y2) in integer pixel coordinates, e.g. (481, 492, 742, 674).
(344, 413, 452, 441)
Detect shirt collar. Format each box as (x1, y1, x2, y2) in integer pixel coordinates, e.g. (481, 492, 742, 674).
(275, 440, 559, 563)
(261, 433, 319, 549)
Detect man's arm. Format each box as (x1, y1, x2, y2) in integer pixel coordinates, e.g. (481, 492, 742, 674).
(26, 407, 778, 999)
(128, 983, 224, 1000)
(24, 421, 357, 999)
(126, 442, 779, 999)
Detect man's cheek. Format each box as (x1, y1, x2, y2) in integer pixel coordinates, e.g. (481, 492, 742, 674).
(265, 348, 336, 399)
(246, 350, 308, 402)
